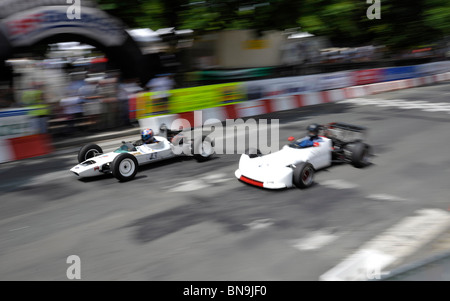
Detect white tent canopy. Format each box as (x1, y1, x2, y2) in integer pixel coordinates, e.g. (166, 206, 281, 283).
(126, 28, 162, 42)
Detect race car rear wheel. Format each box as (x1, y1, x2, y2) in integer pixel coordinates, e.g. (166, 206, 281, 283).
(350, 142, 370, 168)
(193, 136, 214, 162)
(111, 153, 138, 182)
(78, 143, 103, 163)
(293, 162, 315, 189)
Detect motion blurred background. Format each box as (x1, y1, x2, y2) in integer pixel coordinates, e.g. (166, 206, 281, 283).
(0, 0, 449, 144)
(1, 0, 450, 282)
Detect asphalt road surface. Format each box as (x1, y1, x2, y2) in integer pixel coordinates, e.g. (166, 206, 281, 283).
(1, 83, 450, 281)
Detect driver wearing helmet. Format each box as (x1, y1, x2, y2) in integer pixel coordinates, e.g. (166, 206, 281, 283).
(296, 123, 323, 148)
(136, 128, 158, 145)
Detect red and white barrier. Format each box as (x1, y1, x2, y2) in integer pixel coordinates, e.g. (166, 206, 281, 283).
(0, 139, 14, 163)
(139, 71, 450, 131)
(271, 95, 298, 112)
(0, 134, 53, 163)
(1, 70, 448, 164)
(353, 69, 382, 85)
(235, 99, 270, 118)
(202, 106, 228, 123)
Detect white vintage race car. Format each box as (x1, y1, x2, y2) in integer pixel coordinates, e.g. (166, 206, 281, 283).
(70, 125, 214, 181)
(235, 122, 371, 189)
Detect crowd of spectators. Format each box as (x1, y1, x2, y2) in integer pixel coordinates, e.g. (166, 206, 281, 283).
(0, 58, 144, 137)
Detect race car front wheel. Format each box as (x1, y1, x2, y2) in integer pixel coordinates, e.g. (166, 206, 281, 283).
(112, 153, 138, 182)
(78, 143, 103, 163)
(193, 136, 215, 162)
(245, 148, 262, 158)
(293, 162, 315, 189)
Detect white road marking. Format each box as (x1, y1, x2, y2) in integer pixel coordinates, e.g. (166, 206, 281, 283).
(321, 179, 358, 190)
(168, 173, 232, 192)
(202, 173, 231, 184)
(245, 218, 274, 230)
(9, 226, 29, 232)
(339, 98, 380, 105)
(170, 179, 209, 192)
(321, 249, 394, 281)
(366, 194, 407, 202)
(291, 229, 341, 251)
(339, 98, 450, 113)
(320, 208, 450, 281)
(397, 101, 432, 109)
(376, 99, 408, 107)
(422, 104, 450, 112)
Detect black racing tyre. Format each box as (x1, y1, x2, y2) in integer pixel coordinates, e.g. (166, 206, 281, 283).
(351, 142, 370, 168)
(292, 162, 315, 189)
(111, 153, 138, 182)
(192, 136, 215, 162)
(78, 143, 103, 163)
(245, 148, 262, 158)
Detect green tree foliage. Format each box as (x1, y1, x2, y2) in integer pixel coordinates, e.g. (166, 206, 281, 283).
(97, 0, 450, 50)
(423, 0, 450, 36)
(365, 0, 446, 50)
(297, 0, 369, 46)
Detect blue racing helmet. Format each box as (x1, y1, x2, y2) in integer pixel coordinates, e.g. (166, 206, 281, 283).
(141, 128, 154, 143)
(306, 123, 320, 137)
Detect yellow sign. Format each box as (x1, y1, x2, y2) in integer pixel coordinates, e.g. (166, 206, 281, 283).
(28, 104, 50, 116)
(169, 83, 245, 114)
(243, 40, 268, 50)
(135, 93, 151, 119)
(135, 92, 169, 119)
(135, 83, 246, 118)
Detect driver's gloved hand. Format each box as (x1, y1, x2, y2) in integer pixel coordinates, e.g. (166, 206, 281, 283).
(298, 139, 314, 148)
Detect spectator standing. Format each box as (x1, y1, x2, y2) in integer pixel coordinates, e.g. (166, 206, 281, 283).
(98, 77, 119, 129)
(78, 77, 102, 131)
(59, 94, 83, 134)
(145, 73, 174, 115)
(118, 78, 142, 126)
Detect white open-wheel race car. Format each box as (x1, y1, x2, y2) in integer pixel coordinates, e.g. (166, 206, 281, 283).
(235, 122, 372, 189)
(70, 124, 215, 181)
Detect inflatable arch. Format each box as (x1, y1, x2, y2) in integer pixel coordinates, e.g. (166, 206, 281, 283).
(0, 0, 149, 83)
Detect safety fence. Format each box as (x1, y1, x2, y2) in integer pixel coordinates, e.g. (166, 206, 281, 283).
(132, 61, 450, 127)
(0, 107, 53, 163)
(1, 61, 450, 163)
(138, 72, 450, 131)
